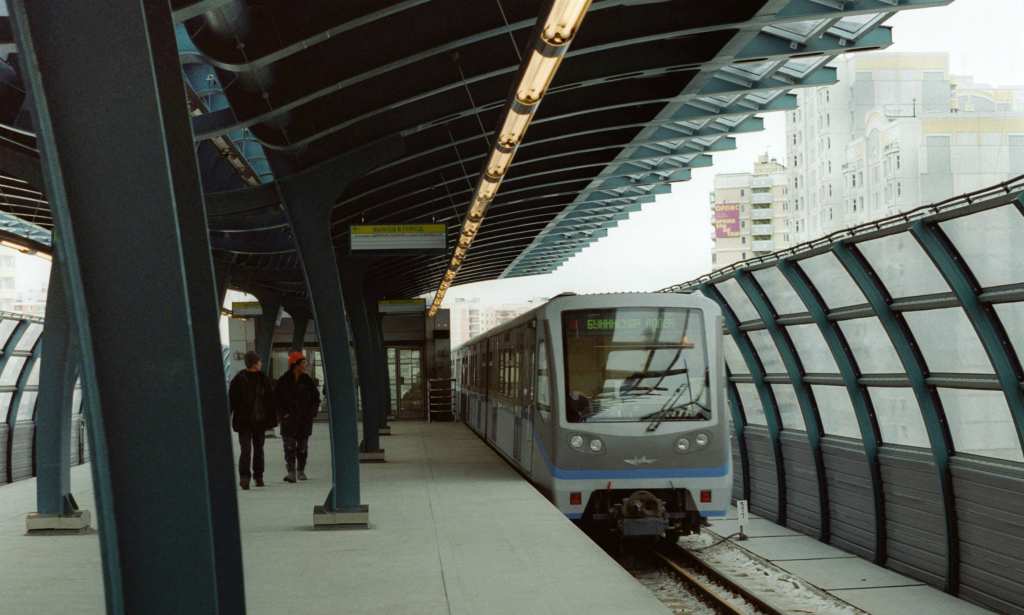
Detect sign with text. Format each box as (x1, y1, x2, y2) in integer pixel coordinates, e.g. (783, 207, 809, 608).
(737, 499, 749, 539)
(714, 203, 740, 238)
(350, 223, 446, 252)
(379, 299, 427, 314)
(231, 301, 262, 317)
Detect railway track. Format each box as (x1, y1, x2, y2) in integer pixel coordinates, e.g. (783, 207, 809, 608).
(636, 533, 867, 615)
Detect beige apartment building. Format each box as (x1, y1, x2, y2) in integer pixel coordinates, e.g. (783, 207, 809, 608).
(710, 155, 791, 270)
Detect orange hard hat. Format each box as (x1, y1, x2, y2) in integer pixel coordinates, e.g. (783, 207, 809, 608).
(288, 351, 306, 366)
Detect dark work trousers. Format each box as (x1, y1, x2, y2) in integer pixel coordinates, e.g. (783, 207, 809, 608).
(238, 428, 266, 480)
(283, 434, 309, 471)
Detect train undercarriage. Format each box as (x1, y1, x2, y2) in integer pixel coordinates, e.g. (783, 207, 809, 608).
(578, 487, 703, 541)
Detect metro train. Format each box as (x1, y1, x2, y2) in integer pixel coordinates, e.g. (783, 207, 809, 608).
(453, 292, 731, 540)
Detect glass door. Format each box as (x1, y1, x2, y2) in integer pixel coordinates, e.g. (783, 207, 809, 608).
(387, 346, 425, 419)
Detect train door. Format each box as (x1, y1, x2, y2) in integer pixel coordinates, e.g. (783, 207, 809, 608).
(387, 346, 425, 419)
(520, 322, 535, 473)
(486, 337, 496, 443)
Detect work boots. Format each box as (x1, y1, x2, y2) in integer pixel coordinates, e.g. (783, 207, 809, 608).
(240, 477, 250, 490)
(283, 463, 297, 483)
(297, 462, 307, 481)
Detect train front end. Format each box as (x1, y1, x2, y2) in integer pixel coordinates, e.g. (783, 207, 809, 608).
(542, 294, 731, 540)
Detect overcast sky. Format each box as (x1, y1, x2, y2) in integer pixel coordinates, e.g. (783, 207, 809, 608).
(433, 0, 1022, 305)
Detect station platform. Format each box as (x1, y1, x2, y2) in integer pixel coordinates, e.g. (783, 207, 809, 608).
(0, 421, 670, 614)
(705, 511, 993, 615)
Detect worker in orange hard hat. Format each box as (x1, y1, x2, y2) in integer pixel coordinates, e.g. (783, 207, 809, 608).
(275, 350, 321, 483)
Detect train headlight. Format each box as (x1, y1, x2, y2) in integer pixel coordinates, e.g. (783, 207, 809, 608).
(570, 435, 584, 449)
(676, 437, 690, 452)
(696, 433, 709, 447)
(589, 438, 603, 452)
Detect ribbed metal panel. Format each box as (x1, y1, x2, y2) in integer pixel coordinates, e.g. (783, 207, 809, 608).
(879, 447, 946, 588)
(82, 421, 91, 464)
(821, 438, 876, 559)
(744, 426, 780, 522)
(70, 416, 81, 466)
(730, 423, 744, 502)
(10, 421, 34, 481)
(951, 457, 1024, 615)
(780, 431, 821, 538)
(0, 423, 7, 485)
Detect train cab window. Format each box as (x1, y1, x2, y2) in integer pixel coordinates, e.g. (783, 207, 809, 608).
(561, 307, 710, 424)
(537, 340, 551, 422)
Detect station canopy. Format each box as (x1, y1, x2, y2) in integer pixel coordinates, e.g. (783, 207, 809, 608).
(0, 0, 949, 308)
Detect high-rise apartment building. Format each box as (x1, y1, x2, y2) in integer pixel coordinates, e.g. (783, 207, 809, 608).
(451, 297, 546, 346)
(710, 154, 791, 269)
(787, 52, 1024, 242)
(0, 249, 16, 312)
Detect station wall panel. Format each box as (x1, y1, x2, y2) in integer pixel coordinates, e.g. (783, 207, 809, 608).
(11, 422, 35, 481)
(729, 425, 744, 502)
(879, 447, 946, 588)
(822, 438, 876, 560)
(951, 457, 1024, 615)
(743, 426, 779, 522)
(0, 423, 7, 485)
(779, 431, 821, 538)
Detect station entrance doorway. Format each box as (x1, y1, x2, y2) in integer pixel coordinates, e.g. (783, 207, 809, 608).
(388, 346, 425, 419)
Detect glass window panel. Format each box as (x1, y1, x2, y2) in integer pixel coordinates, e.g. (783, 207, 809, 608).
(786, 324, 839, 373)
(748, 330, 786, 373)
(772, 383, 806, 431)
(26, 359, 41, 386)
(14, 323, 43, 352)
(838, 318, 905, 373)
(993, 303, 1024, 368)
(939, 205, 1024, 287)
(736, 383, 766, 426)
(767, 18, 827, 39)
(903, 308, 993, 374)
(937, 388, 1023, 462)
(715, 278, 761, 322)
(752, 268, 807, 315)
(16, 390, 37, 420)
(857, 233, 950, 298)
(797, 253, 867, 309)
(72, 384, 84, 416)
(0, 319, 18, 350)
(0, 391, 12, 422)
(831, 14, 876, 36)
(868, 387, 930, 448)
(812, 384, 861, 439)
(724, 334, 749, 375)
(0, 356, 26, 386)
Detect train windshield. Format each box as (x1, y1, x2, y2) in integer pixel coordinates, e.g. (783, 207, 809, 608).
(562, 307, 709, 423)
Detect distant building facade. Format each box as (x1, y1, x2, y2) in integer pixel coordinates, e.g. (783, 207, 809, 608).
(0, 250, 14, 312)
(787, 52, 1024, 242)
(710, 154, 791, 270)
(451, 297, 546, 346)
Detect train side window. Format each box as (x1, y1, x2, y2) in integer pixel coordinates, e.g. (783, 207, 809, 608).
(537, 340, 551, 422)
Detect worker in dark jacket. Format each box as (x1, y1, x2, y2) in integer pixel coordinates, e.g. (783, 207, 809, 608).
(229, 350, 277, 490)
(276, 351, 320, 483)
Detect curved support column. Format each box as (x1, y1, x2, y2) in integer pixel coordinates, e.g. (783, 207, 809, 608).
(368, 305, 391, 433)
(270, 135, 403, 525)
(290, 314, 309, 353)
(778, 259, 887, 563)
(1, 319, 29, 484)
(701, 283, 787, 524)
(337, 261, 381, 458)
(735, 271, 830, 542)
(252, 291, 281, 375)
(833, 241, 959, 594)
(11, 1, 244, 610)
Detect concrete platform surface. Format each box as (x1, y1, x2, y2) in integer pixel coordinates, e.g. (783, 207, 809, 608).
(0, 421, 670, 615)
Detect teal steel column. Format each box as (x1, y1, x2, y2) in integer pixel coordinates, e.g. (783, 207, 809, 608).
(272, 137, 403, 514)
(701, 283, 787, 524)
(290, 314, 309, 353)
(369, 305, 391, 430)
(34, 250, 79, 515)
(11, 1, 242, 611)
(779, 259, 887, 564)
(338, 262, 380, 454)
(726, 379, 751, 501)
(911, 220, 1024, 455)
(255, 293, 281, 375)
(833, 241, 959, 594)
(735, 270, 830, 542)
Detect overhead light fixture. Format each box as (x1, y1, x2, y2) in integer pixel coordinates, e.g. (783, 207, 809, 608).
(486, 148, 516, 179)
(517, 51, 563, 105)
(542, 0, 592, 45)
(1, 240, 31, 254)
(469, 196, 491, 220)
(498, 110, 532, 148)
